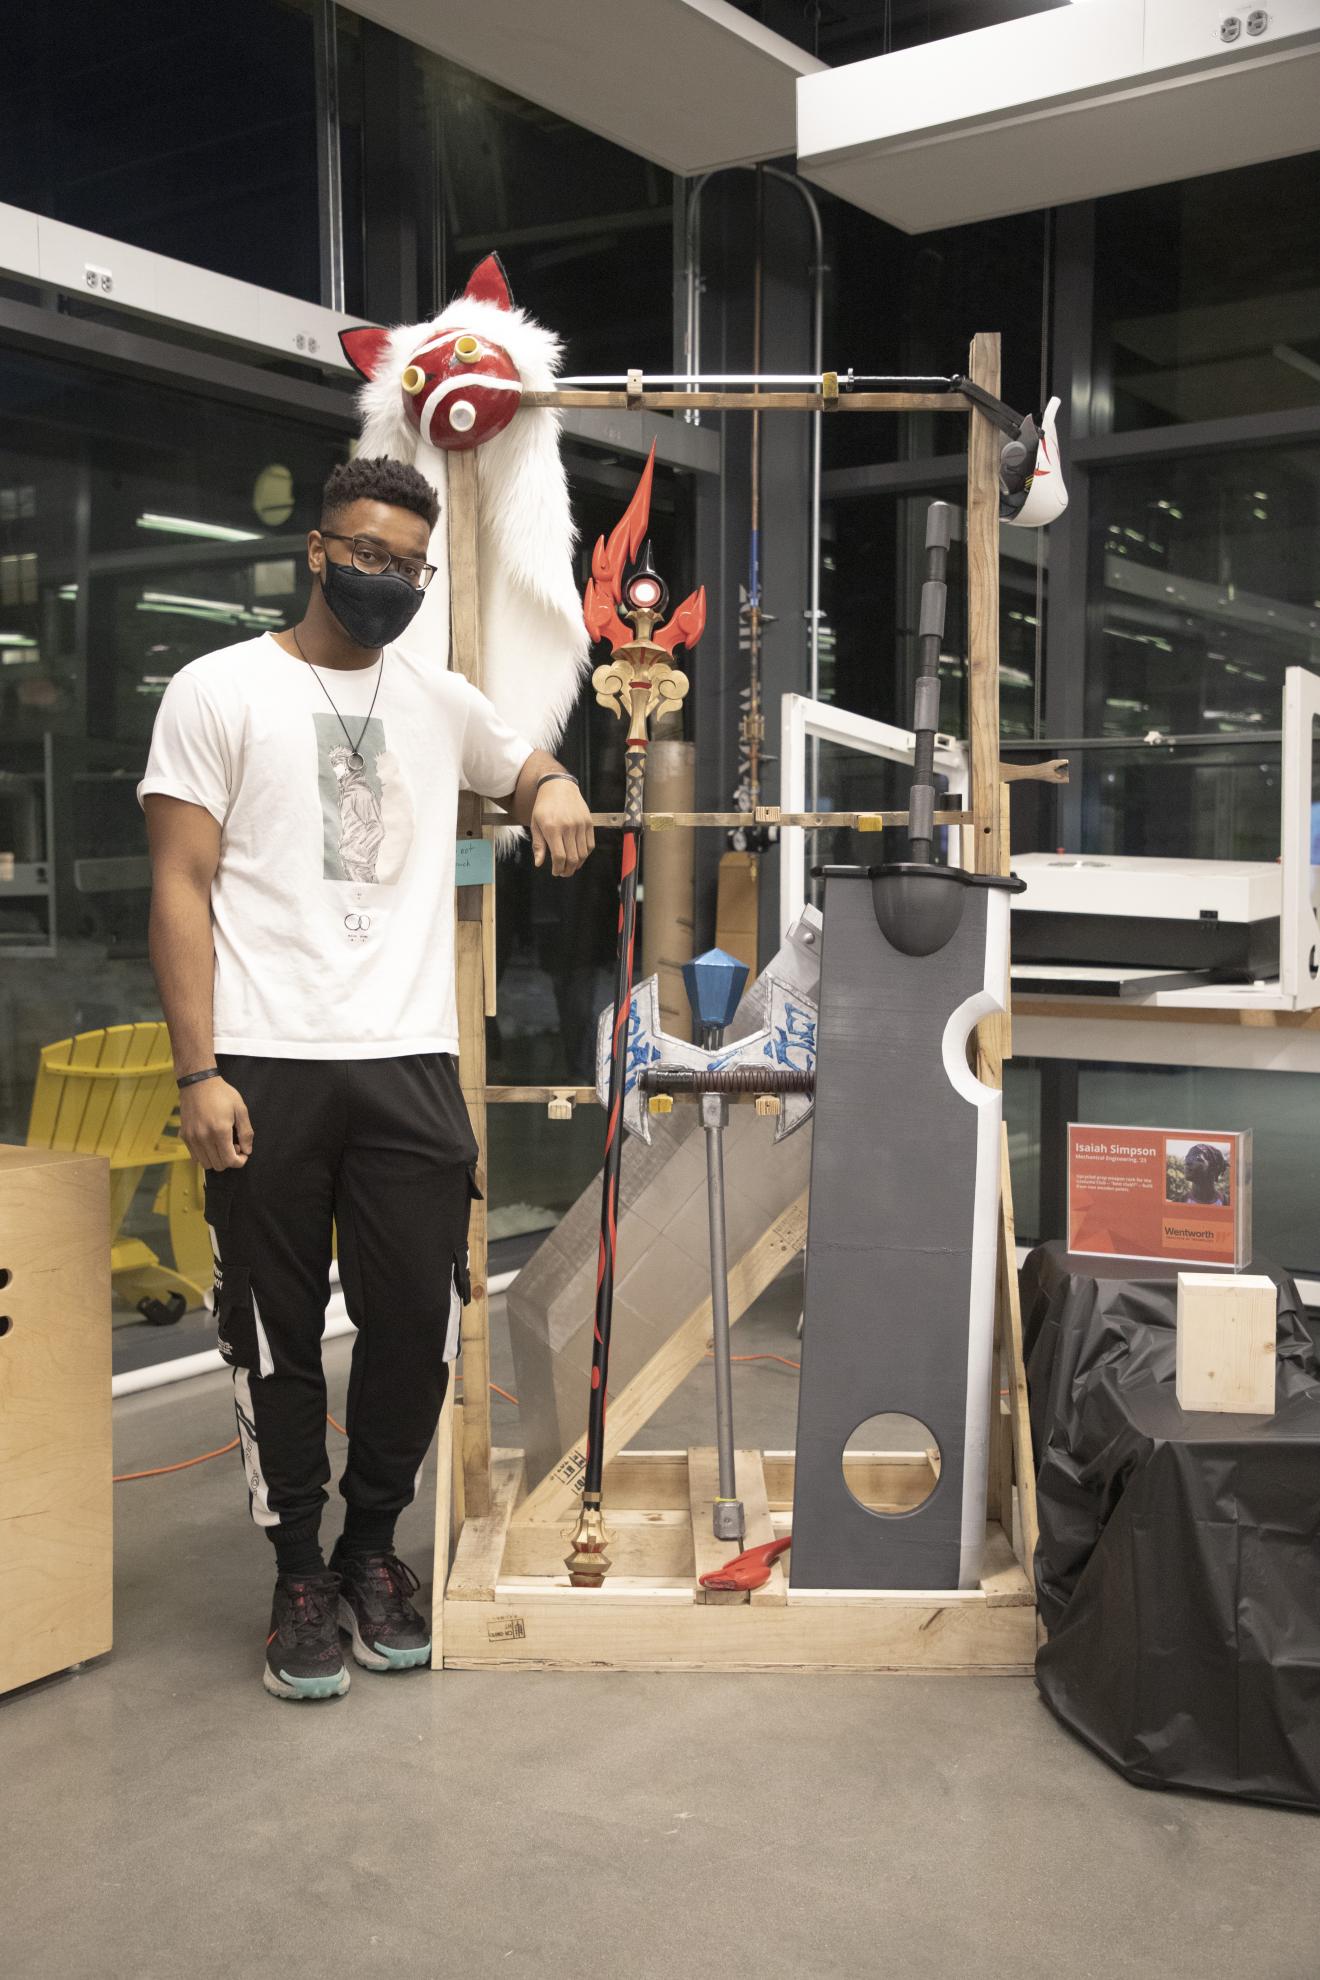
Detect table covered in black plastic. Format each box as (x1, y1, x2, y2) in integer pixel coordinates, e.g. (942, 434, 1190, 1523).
(1022, 1240, 1320, 1810)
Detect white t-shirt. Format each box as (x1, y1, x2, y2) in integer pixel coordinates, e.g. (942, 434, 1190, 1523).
(137, 632, 533, 1059)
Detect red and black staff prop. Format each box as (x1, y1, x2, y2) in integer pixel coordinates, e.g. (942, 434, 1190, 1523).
(565, 445, 706, 1587)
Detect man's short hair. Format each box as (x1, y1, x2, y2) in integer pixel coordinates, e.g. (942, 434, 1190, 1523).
(320, 456, 440, 532)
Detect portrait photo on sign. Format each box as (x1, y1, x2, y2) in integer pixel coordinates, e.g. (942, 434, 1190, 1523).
(1166, 1139, 1233, 1208)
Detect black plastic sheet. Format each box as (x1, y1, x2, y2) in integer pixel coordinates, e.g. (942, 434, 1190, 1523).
(1023, 1241, 1320, 1810)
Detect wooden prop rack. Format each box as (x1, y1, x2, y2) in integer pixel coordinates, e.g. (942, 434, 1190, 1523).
(434, 340, 1043, 1672)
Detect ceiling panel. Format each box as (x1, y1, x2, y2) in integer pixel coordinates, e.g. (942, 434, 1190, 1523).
(797, 0, 1320, 232)
(346, 0, 824, 174)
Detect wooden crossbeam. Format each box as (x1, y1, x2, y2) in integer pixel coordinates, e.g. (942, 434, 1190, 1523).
(484, 808, 970, 831)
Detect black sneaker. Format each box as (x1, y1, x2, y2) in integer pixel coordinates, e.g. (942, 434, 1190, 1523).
(263, 1571, 351, 1701)
(330, 1545, 431, 1671)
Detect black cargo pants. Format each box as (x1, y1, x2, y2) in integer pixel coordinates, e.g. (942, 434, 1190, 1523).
(204, 1052, 480, 1549)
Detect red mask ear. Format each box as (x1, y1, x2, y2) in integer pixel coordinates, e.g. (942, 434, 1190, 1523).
(339, 325, 394, 379)
(462, 253, 514, 312)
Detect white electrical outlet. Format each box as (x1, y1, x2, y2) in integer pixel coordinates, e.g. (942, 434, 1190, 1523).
(82, 262, 113, 295)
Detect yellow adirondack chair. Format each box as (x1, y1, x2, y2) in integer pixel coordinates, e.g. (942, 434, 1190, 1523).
(27, 1022, 211, 1318)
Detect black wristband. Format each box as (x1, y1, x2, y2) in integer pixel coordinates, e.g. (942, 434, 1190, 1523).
(535, 772, 579, 792)
(177, 1067, 221, 1089)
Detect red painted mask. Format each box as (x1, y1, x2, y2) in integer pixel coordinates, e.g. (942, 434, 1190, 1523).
(339, 253, 523, 453)
(397, 324, 521, 451)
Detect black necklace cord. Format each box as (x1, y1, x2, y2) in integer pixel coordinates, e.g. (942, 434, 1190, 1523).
(290, 626, 385, 765)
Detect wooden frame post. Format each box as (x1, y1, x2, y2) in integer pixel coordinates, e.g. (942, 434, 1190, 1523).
(447, 447, 493, 1519)
(966, 331, 1003, 888)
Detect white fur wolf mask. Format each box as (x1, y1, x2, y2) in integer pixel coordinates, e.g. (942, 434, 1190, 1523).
(339, 254, 588, 759)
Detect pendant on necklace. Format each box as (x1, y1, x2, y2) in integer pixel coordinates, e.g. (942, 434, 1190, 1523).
(348, 751, 364, 770)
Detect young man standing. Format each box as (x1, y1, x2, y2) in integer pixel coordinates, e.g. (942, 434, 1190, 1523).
(140, 456, 594, 1700)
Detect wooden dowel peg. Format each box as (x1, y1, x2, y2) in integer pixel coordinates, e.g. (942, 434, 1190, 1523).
(1000, 759, 1070, 785)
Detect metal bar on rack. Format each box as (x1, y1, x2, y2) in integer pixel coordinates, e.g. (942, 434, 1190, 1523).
(556, 372, 962, 389)
(522, 391, 972, 413)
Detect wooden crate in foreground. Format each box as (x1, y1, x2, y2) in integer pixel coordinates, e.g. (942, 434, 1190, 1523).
(437, 1447, 1035, 1674)
(434, 335, 1043, 1676)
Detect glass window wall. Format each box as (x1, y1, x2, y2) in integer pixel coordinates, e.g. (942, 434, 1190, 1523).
(0, 350, 349, 1163)
(0, 338, 699, 1288)
(822, 488, 1046, 740)
(1086, 444, 1320, 742)
(1094, 153, 1320, 432)
(0, 0, 322, 303)
(822, 195, 1049, 470)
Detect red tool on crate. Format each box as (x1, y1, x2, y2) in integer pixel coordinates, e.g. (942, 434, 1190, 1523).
(698, 1537, 792, 1594)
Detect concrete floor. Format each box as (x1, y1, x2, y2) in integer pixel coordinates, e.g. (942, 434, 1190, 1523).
(6, 1279, 1320, 1980)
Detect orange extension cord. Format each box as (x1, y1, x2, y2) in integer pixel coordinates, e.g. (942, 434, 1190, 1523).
(114, 1388, 521, 1483)
(112, 1362, 793, 1484)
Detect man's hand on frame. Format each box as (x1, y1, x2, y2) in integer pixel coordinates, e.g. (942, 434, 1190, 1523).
(530, 779, 595, 877)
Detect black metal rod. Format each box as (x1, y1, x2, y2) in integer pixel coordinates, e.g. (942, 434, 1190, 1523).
(638, 1067, 815, 1096)
(582, 742, 646, 1504)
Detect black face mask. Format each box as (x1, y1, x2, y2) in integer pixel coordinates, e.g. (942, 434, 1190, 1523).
(320, 559, 426, 650)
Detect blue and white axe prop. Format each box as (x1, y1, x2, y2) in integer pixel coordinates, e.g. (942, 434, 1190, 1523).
(596, 908, 819, 1544)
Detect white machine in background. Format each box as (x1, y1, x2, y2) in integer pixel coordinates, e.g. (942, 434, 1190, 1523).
(778, 673, 1320, 1014)
(1012, 855, 1285, 988)
(1012, 667, 1320, 1013)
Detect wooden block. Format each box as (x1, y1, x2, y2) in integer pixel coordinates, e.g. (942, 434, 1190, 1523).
(740, 1450, 788, 1607)
(441, 1598, 1036, 1672)
(0, 1145, 113, 1695)
(688, 1448, 751, 1604)
(1176, 1272, 1277, 1414)
(446, 1451, 523, 1601)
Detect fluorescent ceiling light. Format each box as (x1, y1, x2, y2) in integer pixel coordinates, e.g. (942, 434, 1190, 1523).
(143, 590, 244, 613)
(136, 513, 262, 542)
(136, 601, 237, 624)
(0, 632, 37, 645)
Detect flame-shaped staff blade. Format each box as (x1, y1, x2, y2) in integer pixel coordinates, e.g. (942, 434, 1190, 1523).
(653, 585, 707, 655)
(582, 442, 657, 654)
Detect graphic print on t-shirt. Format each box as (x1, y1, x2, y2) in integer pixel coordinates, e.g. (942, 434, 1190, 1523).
(314, 712, 415, 886)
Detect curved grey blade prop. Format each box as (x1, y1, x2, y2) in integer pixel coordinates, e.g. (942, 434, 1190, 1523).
(789, 867, 1015, 1593)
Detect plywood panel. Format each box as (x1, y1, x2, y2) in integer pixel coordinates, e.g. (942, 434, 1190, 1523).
(0, 1145, 113, 1694)
(1176, 1272, 1277, 1414)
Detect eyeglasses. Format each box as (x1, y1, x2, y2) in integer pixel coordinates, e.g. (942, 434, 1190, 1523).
(321, 531, 437, 590)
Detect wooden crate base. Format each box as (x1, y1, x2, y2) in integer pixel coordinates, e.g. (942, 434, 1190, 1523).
(438, 1448, 1036, 1674)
